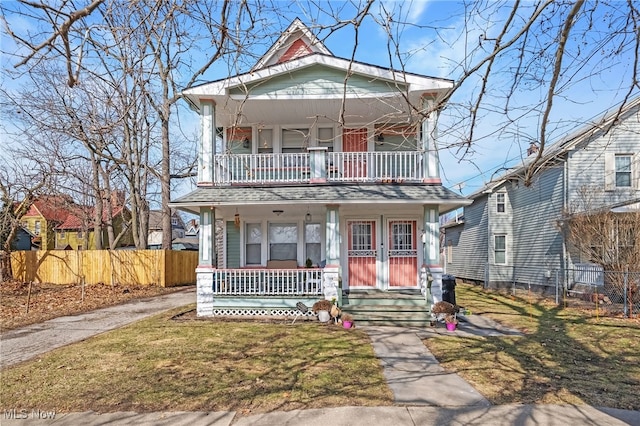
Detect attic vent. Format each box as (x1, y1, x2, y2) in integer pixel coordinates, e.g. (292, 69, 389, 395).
(277, 38, 312, 63)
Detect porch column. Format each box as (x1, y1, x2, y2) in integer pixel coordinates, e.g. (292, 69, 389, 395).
(422, 205, 443, 307)
(198, 99, 216, 184)
(308, 147, 327, 183)
(421, 95, 440, 183)
(324, 205, 342, 304)
(196, 207, 217, 316)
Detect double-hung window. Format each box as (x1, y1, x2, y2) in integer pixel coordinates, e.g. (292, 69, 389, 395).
(615, 155, 632, 188)
(305, 223, 321, 266)
(269, 223, 297, 260)
(496, 193, 506, 213)
(245, 223, 262, 265)
(494, 235, 506, 264)
(282, 128, 309, 153)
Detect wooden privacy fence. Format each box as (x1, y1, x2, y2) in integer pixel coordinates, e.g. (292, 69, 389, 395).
(10, 250, 198, 287)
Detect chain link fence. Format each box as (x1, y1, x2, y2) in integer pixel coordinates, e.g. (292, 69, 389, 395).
(480, 263, 640, 319)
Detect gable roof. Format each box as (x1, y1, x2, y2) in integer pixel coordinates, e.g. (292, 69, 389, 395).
(470, 96, 640, 198)
(252, 18, 331, 71)
(23, 196, 71, 223)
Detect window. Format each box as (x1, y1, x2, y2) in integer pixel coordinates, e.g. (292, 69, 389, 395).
(350, 222, 372, 250)
(34, 221, 41, 236)
(282, 128, 309, 153)
(615, 155, 632, 187)
(77, 231, 84, 239)
(245, 223, 262, 265)
(494, 235, 506, 264)
(391, 222, 413, 250)
(59, 230, 66, 239)
(257, 129, 273, 154)
(305, 223, 321, 266)
(269, 223, 297, 260)
(447, 240, 453, 264)
(227, 127, 252, 153)
(317, 127, 334, 152)
(496, 193, 506, 213)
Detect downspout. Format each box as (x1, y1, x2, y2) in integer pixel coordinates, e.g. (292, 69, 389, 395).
(562, 154, 570, 296)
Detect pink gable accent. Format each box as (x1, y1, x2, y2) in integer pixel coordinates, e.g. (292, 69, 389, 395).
(277, 38, 313, 64)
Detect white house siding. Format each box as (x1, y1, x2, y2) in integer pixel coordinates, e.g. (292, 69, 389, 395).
(445, 197, 489, 282)
(566, 113, 640, 211)
(509, 166, 565, 290)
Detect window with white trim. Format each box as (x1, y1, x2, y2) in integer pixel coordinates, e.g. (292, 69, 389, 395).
(269, 223, 297, 260)
(496, 193, 506, 213)
(317, 127, 334, 152)
(245, 223, 262, 265)
(615, 155, 632, 187)
(494, 235, 506, 264)
(282, 128, 309, 153)
(257, 129, 273, 154)
(34, 220, 41, 236)
(305, 223, 321, 266)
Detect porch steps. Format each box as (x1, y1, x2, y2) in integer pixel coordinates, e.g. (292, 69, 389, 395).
(341, 290, 432, 327)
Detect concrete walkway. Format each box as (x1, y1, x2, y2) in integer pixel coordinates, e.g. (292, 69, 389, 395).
(1, 287, 195, 368)
(2, 290, 638, 426)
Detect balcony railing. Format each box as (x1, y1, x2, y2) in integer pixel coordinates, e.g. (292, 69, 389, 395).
(213, 150, 425, 185)
(212, 268, 324, 296)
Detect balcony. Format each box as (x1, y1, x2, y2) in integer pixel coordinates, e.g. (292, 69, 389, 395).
(213, 150, 426, 186)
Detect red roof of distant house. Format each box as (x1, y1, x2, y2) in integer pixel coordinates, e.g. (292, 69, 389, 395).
(57, 204, 126, 230)
(23, 196, 71, 223)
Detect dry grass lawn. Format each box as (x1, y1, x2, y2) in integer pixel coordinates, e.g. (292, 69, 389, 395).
(424, 283, 640, 411)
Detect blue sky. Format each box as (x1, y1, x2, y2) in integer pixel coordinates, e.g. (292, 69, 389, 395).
(2, 0, 637, 200)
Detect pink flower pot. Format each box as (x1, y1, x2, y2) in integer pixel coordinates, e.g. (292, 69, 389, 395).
(343, 321, 353, 329)
(446, 322, 457, 331)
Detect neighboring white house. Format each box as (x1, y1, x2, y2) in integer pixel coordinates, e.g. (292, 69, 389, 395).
(170, 19, 470, 317)
(442, 97, 640, 291)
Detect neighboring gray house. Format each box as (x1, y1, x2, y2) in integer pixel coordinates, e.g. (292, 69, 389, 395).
(147, 209, 187, 249)
(11, 227, 34, 251)
(443, 98, 640, 291)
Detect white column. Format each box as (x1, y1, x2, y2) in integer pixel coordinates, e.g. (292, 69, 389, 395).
(198, 100, 216, 184)
(421, 95, 440, 182)
(423, 205, 443, 306)
(198, 207, 216, 267)
(324, 205, 342, 304)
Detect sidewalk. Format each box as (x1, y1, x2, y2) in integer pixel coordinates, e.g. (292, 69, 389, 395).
(2, 291, 638, 425)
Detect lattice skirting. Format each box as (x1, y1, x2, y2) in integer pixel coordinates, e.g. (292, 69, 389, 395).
(211, 308, 315, 317)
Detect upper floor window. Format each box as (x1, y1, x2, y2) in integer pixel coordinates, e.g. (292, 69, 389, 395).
(317, 127, 334, 152)
(257, 128, 273, 154)
(496, 193, 506, 213)
(615, 155, 632, 187)
(282, 128, 309, 153)
(34, 220, 41, 236)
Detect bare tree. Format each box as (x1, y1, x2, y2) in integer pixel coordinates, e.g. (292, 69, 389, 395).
(0, 158, 48, 280)
(3, 0, 639, 192)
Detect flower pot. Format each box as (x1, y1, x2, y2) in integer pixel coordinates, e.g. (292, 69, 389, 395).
(318, 310, 330, 323)
(343, 321, 352, 329)
(446, 322, 457, 331)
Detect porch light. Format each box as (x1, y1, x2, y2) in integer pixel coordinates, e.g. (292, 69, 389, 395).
(305, 208, 312, 222)
(234, 210, 240, 228)
(273, 209, 284, 216)
(376, 133, 385, 143)
(242, 137, 250, 149)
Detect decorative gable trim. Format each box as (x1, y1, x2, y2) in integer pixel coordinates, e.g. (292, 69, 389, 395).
(252, 18, 331, 72)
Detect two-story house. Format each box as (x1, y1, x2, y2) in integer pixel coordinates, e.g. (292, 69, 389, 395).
(443, 97, 640, 292)
(171, 19, 470, 318)
(21, 195, 71, 250)
(147, 209, 187, 249)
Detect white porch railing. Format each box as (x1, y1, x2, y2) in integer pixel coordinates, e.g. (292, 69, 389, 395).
(213, 268, 324, 296)
(213, 151, 424, 185)
(327, 151, 423, 182)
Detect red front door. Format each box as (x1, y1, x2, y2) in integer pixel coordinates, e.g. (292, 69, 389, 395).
(388, 220, 418, 288)
(343, 128, 368, 178)
(347, 220, 377, 287)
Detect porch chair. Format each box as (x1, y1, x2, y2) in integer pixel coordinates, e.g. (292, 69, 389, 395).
(291, 301, 311, 324)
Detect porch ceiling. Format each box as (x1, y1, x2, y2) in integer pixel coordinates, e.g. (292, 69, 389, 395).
(170, 183, 472, 216)
(213, 95, 421, 128)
